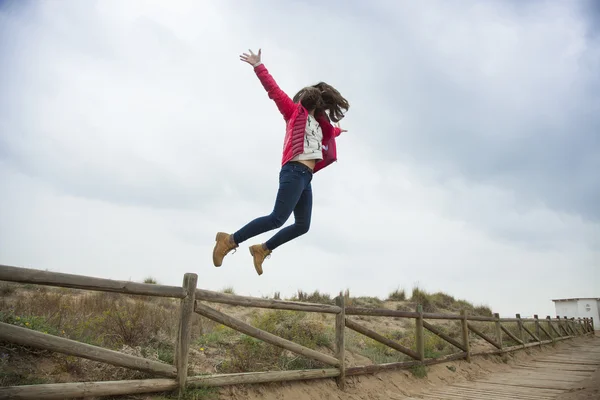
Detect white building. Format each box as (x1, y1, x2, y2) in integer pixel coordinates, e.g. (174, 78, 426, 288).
(552, 297, 599, 330)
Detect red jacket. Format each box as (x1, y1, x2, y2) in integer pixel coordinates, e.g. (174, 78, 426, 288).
(253, 63, 342, 173)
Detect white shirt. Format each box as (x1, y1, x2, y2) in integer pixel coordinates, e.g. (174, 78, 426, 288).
(291, 114, 323, 161)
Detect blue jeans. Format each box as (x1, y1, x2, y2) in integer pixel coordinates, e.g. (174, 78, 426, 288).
(233, 161, 313, 250)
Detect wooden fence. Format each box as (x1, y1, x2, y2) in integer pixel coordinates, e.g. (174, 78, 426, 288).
(0, 264, 595, 399)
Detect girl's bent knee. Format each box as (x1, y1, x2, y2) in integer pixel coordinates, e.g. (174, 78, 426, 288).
(297, 224, 310, 235)
(269, 214, 287, 229)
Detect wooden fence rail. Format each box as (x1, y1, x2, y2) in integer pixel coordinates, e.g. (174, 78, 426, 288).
(195, 288, 341, 313)
(0, 264, 186, 298)
(0, 264, 595, 399)
(0, 323, 177, 378)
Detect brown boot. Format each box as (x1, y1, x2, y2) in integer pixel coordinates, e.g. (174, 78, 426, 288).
(213, 232, 238, 267)
(249, 244, 272, 276)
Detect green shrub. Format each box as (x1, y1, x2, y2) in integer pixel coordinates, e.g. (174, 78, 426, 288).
(1, 311, 59, 336)
(502, 322, 525, 346)
(473, 305, 493, 317)
(252, 310, 332, 349)
(216, 310, 334, 373)
(410, 364, 428, 378)
(218, 334, 326, 373)
(196, 325, 239, 348)
(221, 286, 235, 295)
(411, 286, 435, 312)
(346, 328, 413, 365)
(359, 336, 408, 364)
(352, 296, 384, 308)
(431, 292, 456, 309)
(396, 302, 415, 312)
(0, 371, 49, 386)
(388, 288, 406, 301)
(423, 329, 453, 358)
(218, 335, 278, 373)
(154, 387, 219, 400)
(0, 283, 17, 296)
(453, 299, 475, 312)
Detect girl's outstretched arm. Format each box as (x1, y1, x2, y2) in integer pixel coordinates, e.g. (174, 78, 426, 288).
(240, 49, 295, 121)
(334, 121, 348, 137)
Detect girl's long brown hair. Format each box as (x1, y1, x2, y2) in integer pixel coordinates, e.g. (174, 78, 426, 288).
(293, 82, 349, 123)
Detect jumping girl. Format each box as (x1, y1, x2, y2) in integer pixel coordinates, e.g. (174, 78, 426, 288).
(212, 48, 350, 276)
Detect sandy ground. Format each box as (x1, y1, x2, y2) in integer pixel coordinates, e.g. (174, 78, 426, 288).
(555, 366, 600, 400)
(215, 346, 545, 400)
(556, 333, 600, 400)
(211, 337, 599, 400)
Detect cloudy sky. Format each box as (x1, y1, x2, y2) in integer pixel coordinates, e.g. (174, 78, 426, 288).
(1, 0, 598, 318)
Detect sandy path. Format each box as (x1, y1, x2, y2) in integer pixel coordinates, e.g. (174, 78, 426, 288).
(555, 333, 600, 400)
(405, 334, 600, 399)
(555, 366, 600, 400)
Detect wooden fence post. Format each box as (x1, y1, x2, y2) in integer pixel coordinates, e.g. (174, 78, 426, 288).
(175, 273, 198, 396)
(556, 316, 564, 336)
(564, 316, 573, 336)
(494, 313, 503, 349)
(335, 294, 346, 390)
(460, 310, 471, 363)
(546, 316, 556, 342)
(534, 315, 541, 347)
(416, 305, 425, 361)
(591, 317, 595, 332)
(516, 314, 524, 345)
(563, 315, 575, 336)
(570, 317, 577, 335)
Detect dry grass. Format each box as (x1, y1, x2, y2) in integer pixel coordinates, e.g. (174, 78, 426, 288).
(289, 289, 335, 305)
(212, 310, 334, 374)
(409, 285, 493, 316)
(220, 286, 235, 295)
(144, 277, 158, 285)
(288, 288, 385, 309)
(0, 283, 19, 297)
(0, 283, 214, 387)
(388, 288, 406, 301)
(0, 288, 188, 349)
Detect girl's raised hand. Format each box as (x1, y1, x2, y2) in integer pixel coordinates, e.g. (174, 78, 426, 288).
(240, 48, 261, 66)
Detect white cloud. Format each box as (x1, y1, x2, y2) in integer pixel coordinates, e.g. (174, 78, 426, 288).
(1, 0, 598, 320)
